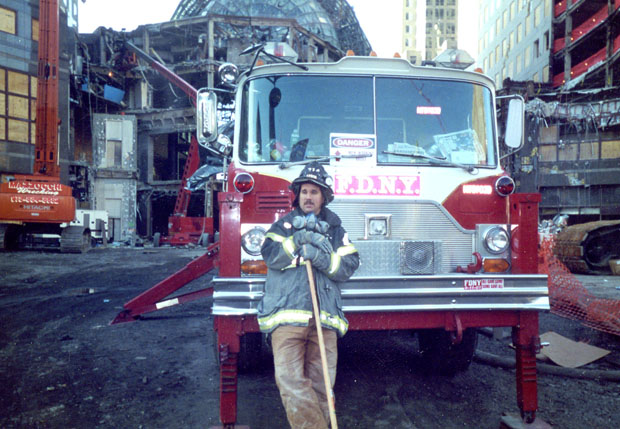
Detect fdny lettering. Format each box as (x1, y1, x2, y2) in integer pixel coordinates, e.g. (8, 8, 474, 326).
(7, 181, 62, 195)
(335, 175, 420, 196)
(464, 279, 504, 290)
(332, 137, 374, 148)
(463, 184, 493, 195)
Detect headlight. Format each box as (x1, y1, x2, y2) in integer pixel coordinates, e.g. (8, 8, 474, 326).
(483, 226, 509, 254)
(241, 227, 266, 256)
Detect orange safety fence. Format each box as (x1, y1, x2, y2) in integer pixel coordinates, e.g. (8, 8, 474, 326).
(539, 238, 620, 337)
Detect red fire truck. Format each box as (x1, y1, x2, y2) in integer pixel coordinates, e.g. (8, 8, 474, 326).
(116, 48, 548, 427)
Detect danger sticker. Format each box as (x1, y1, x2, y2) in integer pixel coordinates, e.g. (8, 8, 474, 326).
(463, 279, 504, 290)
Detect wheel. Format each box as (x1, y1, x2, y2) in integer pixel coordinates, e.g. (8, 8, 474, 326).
(0, 224, 19, 251)
(418, 328, 478, 376)
(211, 329, 271, 373)
(60, 226, 91, 253)
(153, 232, 161, 248)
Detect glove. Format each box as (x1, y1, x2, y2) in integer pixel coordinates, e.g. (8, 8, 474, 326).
(299, 244, 331, 271)
(293, 230, 313, 248)
(316, 221, 330, 234)
(305, 213, 317, 232)
(292, 216, 306, 230)
(309, 232, 333, 254)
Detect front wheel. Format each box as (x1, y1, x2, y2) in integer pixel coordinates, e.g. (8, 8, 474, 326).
(417, 328, 478, 376)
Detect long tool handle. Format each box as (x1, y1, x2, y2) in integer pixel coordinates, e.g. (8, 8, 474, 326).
(305, 261, 338, 429)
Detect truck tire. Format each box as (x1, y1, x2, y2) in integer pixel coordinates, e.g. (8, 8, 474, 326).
(60, 226, 91, 253)
(418, 328, 478, 376)
(0, 224, 19, 251)
(212, 330, 271, 373)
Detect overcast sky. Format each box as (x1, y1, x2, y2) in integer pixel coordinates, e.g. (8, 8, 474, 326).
(77, 0, 478, 59)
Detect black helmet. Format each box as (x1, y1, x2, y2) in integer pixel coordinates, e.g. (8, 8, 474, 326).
(290, 161, 334, 207)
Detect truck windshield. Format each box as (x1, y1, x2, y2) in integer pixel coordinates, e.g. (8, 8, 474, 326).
(239, 74, 496, 167)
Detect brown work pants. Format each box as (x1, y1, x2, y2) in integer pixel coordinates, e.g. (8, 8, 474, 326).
(271, 319, 338, 429)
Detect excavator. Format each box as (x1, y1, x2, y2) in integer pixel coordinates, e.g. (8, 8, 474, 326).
(0, 0, 90, 252)
(554, 220, 620, 274)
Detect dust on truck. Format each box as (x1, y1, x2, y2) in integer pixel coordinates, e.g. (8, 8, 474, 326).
(193, 54, 550, 426)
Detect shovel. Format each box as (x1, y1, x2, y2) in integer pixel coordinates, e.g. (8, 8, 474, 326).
(306, 261, 338, 429)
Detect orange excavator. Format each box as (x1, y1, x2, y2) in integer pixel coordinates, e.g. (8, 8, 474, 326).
(0, 0, 89, 252)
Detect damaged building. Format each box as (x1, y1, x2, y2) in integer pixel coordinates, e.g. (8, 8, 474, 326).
(482, 0, 620, 223)
(0, 0, 371, 244)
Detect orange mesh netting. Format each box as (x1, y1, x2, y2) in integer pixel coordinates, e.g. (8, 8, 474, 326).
(539, 238, 620, 337)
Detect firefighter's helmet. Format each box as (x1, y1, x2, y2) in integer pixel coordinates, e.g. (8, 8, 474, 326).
(290, 161, 334, 207)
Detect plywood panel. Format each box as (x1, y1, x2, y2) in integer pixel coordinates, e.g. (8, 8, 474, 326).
(539, 125, 559, 143)
(0, 118, 6, 140)
(32, 18, 39, 42)
(30, 76, 37, 97)
(558, 143, 578, 161)
(8, 119, 29, 143)
(30, 99, 36, 120)
(30, 122, 35, 145)
(0, 6, 16, 35)
(579, 141, 599, 160)
(8, 71, 29, 96)
(8, 95, 28, 119)
(0, 93, 5, 115)
(601, 140, 620, 159)
(0, 68, 5, 91)
(539, 144, 556, 162)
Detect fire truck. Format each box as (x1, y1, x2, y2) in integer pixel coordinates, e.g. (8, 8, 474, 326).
(115, 46, 549, 427)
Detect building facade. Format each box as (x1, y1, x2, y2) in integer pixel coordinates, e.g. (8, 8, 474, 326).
(402, 0, 422, 64)
(477, 0, 619, 90)
(401, 0, 459, 64)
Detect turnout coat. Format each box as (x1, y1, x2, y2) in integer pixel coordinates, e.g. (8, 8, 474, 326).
(257, 207, 360, 337)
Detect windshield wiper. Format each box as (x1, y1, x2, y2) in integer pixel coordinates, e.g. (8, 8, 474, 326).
(382, 151, 477, 173)
(278, 153, 372, 170)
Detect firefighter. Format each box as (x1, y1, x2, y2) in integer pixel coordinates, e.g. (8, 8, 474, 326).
(258, 161, 360, 429)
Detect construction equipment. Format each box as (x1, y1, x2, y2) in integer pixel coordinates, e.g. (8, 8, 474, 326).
(553, 220, 620, 273)
(124, 41, 215, 246)
(0, 0, 95, 253)
(114, 44, 549, 427)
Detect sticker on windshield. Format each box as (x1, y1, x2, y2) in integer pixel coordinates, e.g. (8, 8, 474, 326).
(329, 133, 376, 166)
(463, 279, 504, 290)
(417, 106, 442, 115)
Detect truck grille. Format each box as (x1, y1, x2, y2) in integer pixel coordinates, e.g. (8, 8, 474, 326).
(256, 192, 291, 212)
(329, 200, 473, 274)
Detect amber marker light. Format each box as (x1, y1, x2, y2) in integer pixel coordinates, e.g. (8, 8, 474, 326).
(483, 258, 510, 273)
(241, 260, 268, 275)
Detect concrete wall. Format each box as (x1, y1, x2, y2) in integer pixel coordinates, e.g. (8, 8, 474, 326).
(92, 114, 137, 243)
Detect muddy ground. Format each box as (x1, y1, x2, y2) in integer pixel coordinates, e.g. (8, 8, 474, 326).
(1, 246, 619, 428)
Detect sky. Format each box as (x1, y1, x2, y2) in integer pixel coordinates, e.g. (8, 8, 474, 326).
(78, 0, 478, 59)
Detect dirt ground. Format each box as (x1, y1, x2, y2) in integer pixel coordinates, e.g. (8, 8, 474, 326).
(1, 246, 619, 429)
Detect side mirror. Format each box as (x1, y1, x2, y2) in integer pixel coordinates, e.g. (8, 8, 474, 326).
(504, 97, 524, 149)
(196, 89, 218, 146)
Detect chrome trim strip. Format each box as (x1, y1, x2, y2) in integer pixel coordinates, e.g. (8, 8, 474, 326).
(340, 287, 548, 296)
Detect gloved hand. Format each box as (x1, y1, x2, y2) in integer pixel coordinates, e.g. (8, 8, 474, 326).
(309, 232, 333, 254)
(293, 230, 313, 248)
(299, 244, 331, 271)
(316, 221, 330, 234)
(292, 216, 306, 230)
